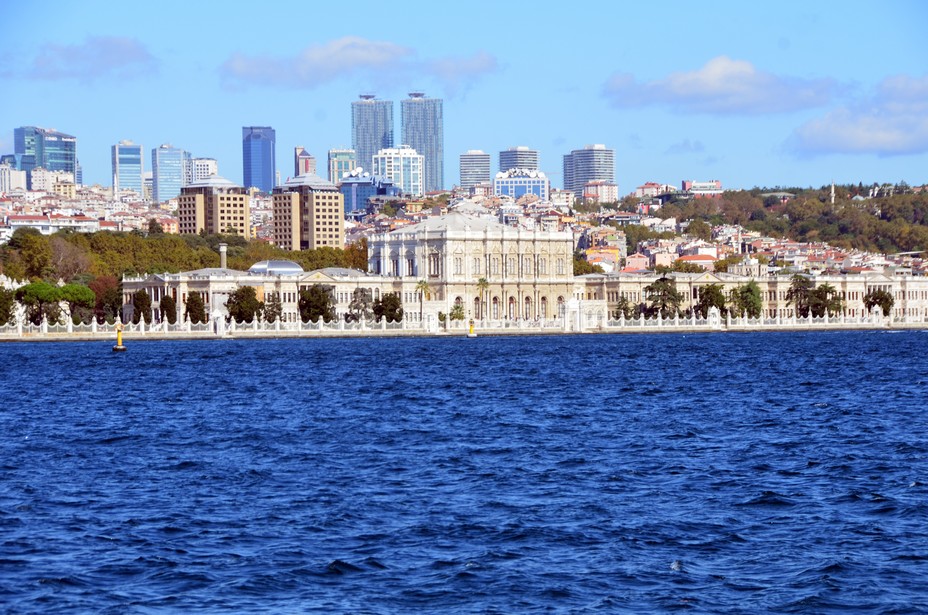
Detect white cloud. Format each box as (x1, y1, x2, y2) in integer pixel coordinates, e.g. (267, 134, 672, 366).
(665, 138, 706, 155)
(26, 36, 157, 82)
(603, 56, 836, 114)
(220, 37, 497, 94)
(791, 74, 928, 156)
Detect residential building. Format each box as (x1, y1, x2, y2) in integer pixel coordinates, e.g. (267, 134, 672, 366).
(583, 180, 619, 204)
(30, 167, 74, 192)
(294, 146, 316, 177)
(372, 145, 424, 197)
(351, 95, 393, 176)
(339, 169, 400, 212)
(242, 126, 276, 193)
(459, 150, 491, 189)
(499, 146, 538, 172)
(0, 163, 27, 193)
(401, 92, 443, 192)
(152, 144, 186, 203)
(14, 126, 78, 188)
(493, 168, 550, 202)
(272, 174, 345, 250)
(177, 175, 251, 237)
(111, 140, 144, 196)
(327, 148, 357, 183)
(563, 144, 615, 199)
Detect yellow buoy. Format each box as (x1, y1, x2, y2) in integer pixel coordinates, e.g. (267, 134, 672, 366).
(113, 323, 127, 352)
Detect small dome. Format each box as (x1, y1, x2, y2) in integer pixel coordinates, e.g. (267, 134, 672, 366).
(248, 260, 304, 275)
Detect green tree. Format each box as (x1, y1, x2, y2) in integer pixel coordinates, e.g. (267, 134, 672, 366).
(694, 283, 727, 317)
(185, 291, 207, 324)
(16, 232, 52, 280)
(60, 283, 96, 324)
(573, 251, 605, 275)
(449, 301, 465, 321)
(643, 277, 684, 319)
(346, 287, 372, 322)
(729, 280, 763, 318)
(672, 260, 706, 273)
(0, 287, 17, 326)
(160, 294, 178, 324)
(613, 295, 640, 320)
(809, 283, 844, 318)
(786, 274, 814, 318)
(132, 289, 153, 324)
(476, 277, 489, 319)
(147, 219, 164, 235)
(225, 285, 264, 323)
(264, 292, 282, 323)
(863, 288, 894, 316)
(344, 238, 368, 271)
(15, 281, 62, 325)
(299, 284, 336, 323)
(685, 218, 712, 241)
(373, 291, 403, 322)
(415, 279, 431, 323)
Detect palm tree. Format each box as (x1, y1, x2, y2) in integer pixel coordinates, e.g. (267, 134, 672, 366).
(476, 277, 489, 320)
(415, 279, 431, 325)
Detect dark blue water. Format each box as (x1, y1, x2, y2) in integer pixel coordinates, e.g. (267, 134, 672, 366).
(1, 331, 927, 613)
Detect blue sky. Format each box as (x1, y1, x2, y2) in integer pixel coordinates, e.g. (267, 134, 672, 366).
(2, 0, 926, 192)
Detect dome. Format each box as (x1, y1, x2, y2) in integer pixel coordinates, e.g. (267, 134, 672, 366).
(248, 260, 304, 275)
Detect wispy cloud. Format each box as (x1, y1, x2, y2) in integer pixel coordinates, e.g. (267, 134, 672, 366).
(220, 37, 497, 95)
(603, 56, 836, 114)
(25, 36, 157, 82)
(665, 138, 706, 155)
(790, 74, 928, 156)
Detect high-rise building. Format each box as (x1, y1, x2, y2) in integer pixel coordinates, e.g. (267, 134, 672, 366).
(294, 146, 316, 176)
(14, 126, 78, 188)
(372, 145, 424, 197)
(563, 144, 615, 198)
(272, 175, 345, 250)
(401, 92, 443, 192)
(0, 163, 27, 193)
(499, 146, 538, 173)
(177, 175, 251, 237)
(351, 95, 393, 175)
(111, 140, 144, 195)
(152, 144, 186, 203)
(493, 169, 550, 202)
(186, 157, 218, 185)
(327, 148, 356, 183)
(242, 126, 276, 193)
(459, 150, 491, 189)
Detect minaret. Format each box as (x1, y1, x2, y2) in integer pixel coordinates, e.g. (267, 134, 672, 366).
(831, 181, 835, 205)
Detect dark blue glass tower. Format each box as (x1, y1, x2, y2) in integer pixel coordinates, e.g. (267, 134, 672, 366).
(242, 126, 276, 193)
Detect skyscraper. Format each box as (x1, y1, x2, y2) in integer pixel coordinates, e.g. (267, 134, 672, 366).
(562, 144, 615, 199)
(351, 95, 393, 174)
(272, 175, 345, 250)
(401, 92, 443, 192)
(372, 145, 424, 197)
(294, 146, 316, 176)
(459, 150, 491, 189)
(111, 140, 144, 195)
(152, 144, 185, 203)
(327, 148, 356, 183)
(242, 126, 276, 192)
(14, 126, 78, 188)
(499, 146, 539, 172)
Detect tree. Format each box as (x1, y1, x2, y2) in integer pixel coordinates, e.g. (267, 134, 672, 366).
(449, 300, 465, 321)
(264, 292, 282, 323)
(49, 235, 92, 282)
(694, 283, 727, 317)
(672, 260, 706, 273)
(573, 252, 605, 275)
(225, 285, 264, 323)
(729, 280, 763, 318)
(160, 294, 178, 324)
(643, 277, 684, 318)
(786, 274, 814, 318)
(344, 238, 368, 271)
(686, 218, 712, 241)
(809, 283, 843, 318)
(16, 232, 52, 280)
(373, 291, 403, 322)
(60, 283, 96, 324)
(88, 275, 122, 322)
(15, 281, 62, 325)
(0, 287, 17, 326)
(415, 279, 431, 323)
(863, 288, 894, 316)
(131, 289, 153, 324)
(346, 287, 372, 322)
(185, 291, 207, 324)
(614, 295, 640, 320)
(476, 277, 489, 320)
(148, 219, 164, 235)
(299, 284, 336, 323)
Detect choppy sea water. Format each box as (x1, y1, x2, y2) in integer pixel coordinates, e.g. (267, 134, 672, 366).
(1, 330, 927, 613)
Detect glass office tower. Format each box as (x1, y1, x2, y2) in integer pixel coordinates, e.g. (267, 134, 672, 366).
(242, 126, 276, 193)
(14, 126, 77, 188)
(351, 95, 393, 175)
(112, 140, 144, 195)
(401, 92, 443, 192)
(152, 144, 185, 203)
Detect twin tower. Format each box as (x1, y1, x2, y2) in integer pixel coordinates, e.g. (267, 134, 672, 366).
(351, 93, 443, 193)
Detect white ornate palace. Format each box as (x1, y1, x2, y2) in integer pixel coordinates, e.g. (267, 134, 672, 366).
(118, 212, 928, 328)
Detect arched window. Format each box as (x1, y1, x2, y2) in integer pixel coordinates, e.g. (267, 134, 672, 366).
(492, 296, 500, 319)
(524, 296, 532, 319)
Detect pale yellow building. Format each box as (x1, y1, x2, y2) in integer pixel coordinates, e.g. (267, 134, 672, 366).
(272, 174, 344, 250)
(177, 175, 251, 237)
